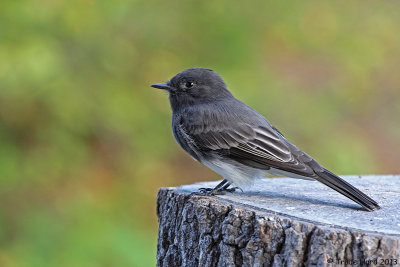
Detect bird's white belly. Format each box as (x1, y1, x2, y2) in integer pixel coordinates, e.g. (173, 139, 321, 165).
(202, 158, 264, 186)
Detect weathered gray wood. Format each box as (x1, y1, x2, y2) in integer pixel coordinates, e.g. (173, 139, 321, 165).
(156, 175, 400, 267)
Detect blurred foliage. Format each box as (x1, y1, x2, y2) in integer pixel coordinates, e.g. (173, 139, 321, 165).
(0, 0, 399, 266)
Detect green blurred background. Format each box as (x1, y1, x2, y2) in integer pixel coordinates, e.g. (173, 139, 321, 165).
(1, 0, 399, 266)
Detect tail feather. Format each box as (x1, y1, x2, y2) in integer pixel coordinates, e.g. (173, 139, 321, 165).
(315, 170, 381, 211)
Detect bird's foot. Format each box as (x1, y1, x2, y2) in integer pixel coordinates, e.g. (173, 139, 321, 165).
(195, 187, 222, 195)
(194, 186, 241, 196)
(198, 187, 213, 194)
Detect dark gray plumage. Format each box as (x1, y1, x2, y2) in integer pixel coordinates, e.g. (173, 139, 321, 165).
(151, 68, 381, 211)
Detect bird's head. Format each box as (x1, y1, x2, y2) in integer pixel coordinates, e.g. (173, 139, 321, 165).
(151, 68, 233, 109)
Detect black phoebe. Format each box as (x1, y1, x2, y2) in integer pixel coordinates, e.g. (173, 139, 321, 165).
(151, 68, 381, 211)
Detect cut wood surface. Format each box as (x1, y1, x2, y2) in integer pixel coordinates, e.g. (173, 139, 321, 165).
(157, 175, 400, 267)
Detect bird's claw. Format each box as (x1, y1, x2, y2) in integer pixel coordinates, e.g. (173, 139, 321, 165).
(198, 187, 214, 194)
(193, 186, 241, 196)
(190, 188, 219, 196)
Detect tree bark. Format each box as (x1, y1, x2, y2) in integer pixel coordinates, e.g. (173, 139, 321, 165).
(156, 175, 400, 267)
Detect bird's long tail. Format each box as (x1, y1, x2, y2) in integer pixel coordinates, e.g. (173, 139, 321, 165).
(315, 170, 381, 211)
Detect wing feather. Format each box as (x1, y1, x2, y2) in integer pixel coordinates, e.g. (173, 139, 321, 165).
(183, 120, 319, 178)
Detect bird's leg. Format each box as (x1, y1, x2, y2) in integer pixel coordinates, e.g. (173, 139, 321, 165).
(197, 179, 241, 195)
(220, 182, 242, 193)
(198, 179, 230, 195)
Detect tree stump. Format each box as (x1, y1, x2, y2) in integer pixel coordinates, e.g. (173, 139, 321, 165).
(156, 175, 400, 267)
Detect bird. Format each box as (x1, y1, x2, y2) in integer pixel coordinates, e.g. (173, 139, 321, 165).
(151, 68, 381, 211)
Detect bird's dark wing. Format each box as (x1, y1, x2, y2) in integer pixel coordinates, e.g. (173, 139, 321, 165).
(181, 115, 322, 178)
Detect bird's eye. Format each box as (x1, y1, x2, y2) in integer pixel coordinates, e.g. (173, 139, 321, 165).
(185, 81, 194, 88)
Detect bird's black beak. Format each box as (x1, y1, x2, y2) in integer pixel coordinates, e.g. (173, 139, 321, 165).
(151, 82, 172, 91)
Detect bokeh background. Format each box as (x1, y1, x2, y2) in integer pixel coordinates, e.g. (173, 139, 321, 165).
(1, 0, 399, 266)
